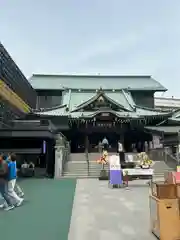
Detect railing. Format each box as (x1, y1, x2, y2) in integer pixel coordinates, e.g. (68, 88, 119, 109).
(62, 142, 70, 174)
(148, 148, 177, 170)
(148, 149, 165, 161)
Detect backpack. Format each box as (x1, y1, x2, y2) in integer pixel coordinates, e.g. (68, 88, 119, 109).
(0, 161, 7, 177)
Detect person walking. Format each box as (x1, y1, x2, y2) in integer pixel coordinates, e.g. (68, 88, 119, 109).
(7, 153, 23, 207)
(118, 140, 125, 163)
(6, 154, 24, 198)
(0, 154, 14, 211)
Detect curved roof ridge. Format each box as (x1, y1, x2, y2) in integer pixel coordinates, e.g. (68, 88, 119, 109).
(135, 105, 168, 112)
(121, 89, 135, 110)
(34, 104, 67, 113)
(71, 90, 130, 112)
(32, 74, 152, 78)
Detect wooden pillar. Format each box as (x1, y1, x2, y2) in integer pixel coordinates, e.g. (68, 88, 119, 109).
(46, 139, 55, 178)
(85, 134, 89, 153)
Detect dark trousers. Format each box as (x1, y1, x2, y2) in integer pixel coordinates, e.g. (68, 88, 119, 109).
(0, 182, 12, 206)
(103, 143, 109, 151)
(119, 152, 125, 163)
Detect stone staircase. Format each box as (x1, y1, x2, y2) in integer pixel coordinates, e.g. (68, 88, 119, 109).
(63, 152, 175, 179)
(151, 161, 174, 181)
(63, 153, 110, 178)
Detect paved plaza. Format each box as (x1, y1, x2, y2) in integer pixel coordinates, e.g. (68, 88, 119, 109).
(68, 179, 156, 240)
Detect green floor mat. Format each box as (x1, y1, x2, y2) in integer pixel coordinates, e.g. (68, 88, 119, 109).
(0, 178, 76, 240)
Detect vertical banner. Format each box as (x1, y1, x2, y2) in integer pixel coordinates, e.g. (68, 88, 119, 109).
(42, 140, 46, 154)
(109, 155, 122, 185)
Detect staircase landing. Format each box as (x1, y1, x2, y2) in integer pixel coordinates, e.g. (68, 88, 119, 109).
(63, 153, 174, 179)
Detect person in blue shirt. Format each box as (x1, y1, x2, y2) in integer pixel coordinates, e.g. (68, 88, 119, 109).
(6, 153, 23, 207)
(6, 154, 24, 198)
(0, 154, 14, 211)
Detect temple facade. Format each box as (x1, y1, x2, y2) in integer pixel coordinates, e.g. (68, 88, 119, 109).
(2, 43, 180, 177)
(27, 74, 175, 153)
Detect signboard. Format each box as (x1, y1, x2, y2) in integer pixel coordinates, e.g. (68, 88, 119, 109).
(109, 155, 122, 185)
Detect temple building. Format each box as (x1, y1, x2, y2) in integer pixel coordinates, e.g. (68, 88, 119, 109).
(1, 42, 180, 177)
(27, 74, 174, 154)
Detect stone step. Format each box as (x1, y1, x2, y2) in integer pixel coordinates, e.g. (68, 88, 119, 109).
(62, 175, 98, 179)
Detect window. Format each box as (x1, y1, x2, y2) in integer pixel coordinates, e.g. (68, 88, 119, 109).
(37, 95, 61, 108)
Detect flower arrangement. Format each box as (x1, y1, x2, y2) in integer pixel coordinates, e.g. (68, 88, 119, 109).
(97, 150, 108, 165)
(136, 152, 153, 169)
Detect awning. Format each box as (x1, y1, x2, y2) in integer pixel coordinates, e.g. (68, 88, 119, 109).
(145, 126, 180, 134)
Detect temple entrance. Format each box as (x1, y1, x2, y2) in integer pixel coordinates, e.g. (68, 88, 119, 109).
(69, 127, 152, 153)
(88, 132, 119, 152)
(69, 131, 120, 153)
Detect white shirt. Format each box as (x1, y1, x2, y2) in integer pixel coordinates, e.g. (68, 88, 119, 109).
(21, 163, 28, 169)
(118, 142, 123, 152)
(102, 138, 108, 145)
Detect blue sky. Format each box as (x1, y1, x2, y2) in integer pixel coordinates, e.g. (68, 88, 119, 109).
(1, 0, 180, 97)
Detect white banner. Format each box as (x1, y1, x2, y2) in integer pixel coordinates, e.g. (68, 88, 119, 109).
(122, 168, 154, 176)
(109, 155, 121, 171)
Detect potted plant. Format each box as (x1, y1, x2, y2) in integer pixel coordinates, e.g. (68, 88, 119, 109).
(99, 169, 108, 180)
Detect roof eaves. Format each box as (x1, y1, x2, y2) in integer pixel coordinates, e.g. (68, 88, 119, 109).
(104, 91, 131, 112)
(171, 108, 180, 118)
(121, 89, 135, 110)
(135, 105, 170, 113)
(34, 104, 67, 113)
(129, 87, 167, 91)
(71, 93, 98, 112)
(78, 109, 124, 119)
(71, 91, 131, 113)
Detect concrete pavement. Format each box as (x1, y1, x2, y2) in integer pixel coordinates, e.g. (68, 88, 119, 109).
(68, 179, 155, 240)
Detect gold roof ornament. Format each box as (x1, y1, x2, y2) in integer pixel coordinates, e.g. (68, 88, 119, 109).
(98, 96, 104, 102)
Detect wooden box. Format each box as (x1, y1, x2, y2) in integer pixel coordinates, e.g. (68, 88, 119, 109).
(151, 182, 177, 199)
(149, 195, 180, 240)
(177, 184, 180, 198)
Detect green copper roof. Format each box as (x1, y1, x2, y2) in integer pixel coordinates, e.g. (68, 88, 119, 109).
(106, 92, 133, 111)
(167, 109, 180, 122)
(145, 126, 180, 133)
(68, 91, 95, 111)
(36, 105, 169, 118)
(28, 74, 166, 91)
(37, 106, 68, 116)
(35, 88, 171, 117)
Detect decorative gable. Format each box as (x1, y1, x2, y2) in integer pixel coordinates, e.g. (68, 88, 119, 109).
(72, 89, 131, 112)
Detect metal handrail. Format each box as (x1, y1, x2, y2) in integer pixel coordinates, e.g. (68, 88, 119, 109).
(62, 143, 70, 175)
(149, 148, 177, 170)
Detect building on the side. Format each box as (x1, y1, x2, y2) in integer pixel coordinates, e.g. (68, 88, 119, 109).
(0, 44, 56, 174)
(0, 43, 36, 124)
(155, 97, 180, 111)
